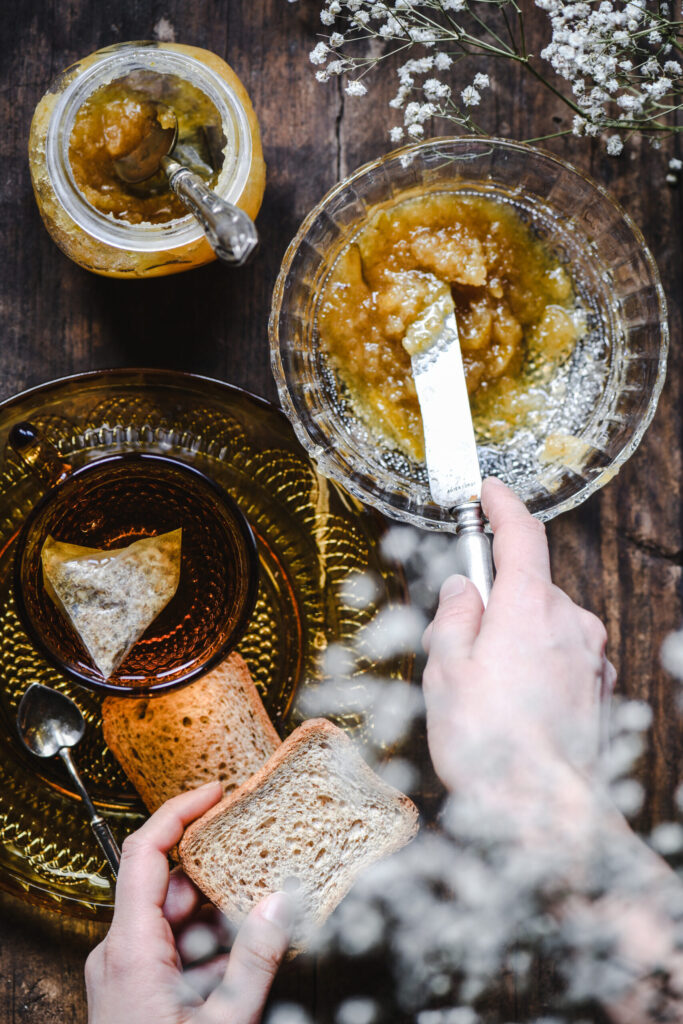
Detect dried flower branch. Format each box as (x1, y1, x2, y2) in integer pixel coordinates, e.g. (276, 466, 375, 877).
(302, 0, 683, 152)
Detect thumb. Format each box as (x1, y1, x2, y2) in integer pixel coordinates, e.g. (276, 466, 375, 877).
(201, 891, 292, 1024)
(423, 573, 484, 663)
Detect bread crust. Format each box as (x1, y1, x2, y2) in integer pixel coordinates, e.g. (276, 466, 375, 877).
(179, 718, 419, 945)
(103, 652, 280, 812)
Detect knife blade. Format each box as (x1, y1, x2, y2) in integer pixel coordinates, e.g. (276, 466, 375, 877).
(403, 280, 493, 604)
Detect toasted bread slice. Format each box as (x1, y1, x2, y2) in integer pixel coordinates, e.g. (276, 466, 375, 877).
(102, 653, 280, 813)
(179, 718, 419, 950)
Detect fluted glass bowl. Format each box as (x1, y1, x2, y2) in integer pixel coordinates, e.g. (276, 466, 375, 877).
(269, 137, 668, 529)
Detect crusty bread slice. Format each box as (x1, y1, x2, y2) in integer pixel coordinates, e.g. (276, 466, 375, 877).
(102, 652, 281, 813)
(179, 718, 419, 950)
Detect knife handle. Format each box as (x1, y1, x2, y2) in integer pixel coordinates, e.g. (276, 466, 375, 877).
(452, 501, 494, 607)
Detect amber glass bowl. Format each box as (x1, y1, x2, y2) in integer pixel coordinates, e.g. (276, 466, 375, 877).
(270, 137, 668, 529)
(14, 452, 259, 695)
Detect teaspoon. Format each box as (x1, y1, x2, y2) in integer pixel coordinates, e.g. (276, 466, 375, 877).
(17, 682, 121, 878)
(113, 102, 258, 266)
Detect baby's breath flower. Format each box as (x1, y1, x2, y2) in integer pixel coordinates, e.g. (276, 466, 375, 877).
(407, 122, 425, 136)
(409, 26, 439, 45)
(643, 77, 672, 100)
(461, 85, 481, 106)
(321, 8, 336, 24)
(424, 77, 451, 100)
(389, 83, 411, 109)
(669, 157, 683, 171)
(473, 72, 490, 89)
(434, 52, 453, 71)
(346, 79, 368, 96)
(309, 41, 328, 66)
(390, 126, 405, 142)
(329, 32, 344, 47)
(404, 100, 421, 122)
(606, 135, 624, 155)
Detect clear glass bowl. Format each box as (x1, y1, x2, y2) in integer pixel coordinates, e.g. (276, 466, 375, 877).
(269, 137, 668, 528)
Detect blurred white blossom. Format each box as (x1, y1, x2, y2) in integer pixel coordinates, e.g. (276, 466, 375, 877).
(661, 627, 683, 678)
(335, 998, 378, 1024)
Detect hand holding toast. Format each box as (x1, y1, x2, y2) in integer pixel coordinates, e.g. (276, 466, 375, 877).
(85, 782, 292, 1024)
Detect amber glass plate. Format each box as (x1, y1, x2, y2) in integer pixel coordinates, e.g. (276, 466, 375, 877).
(0, 370, 411, 919)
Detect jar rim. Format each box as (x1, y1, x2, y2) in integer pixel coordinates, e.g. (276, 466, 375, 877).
(45, 44, 253, 253)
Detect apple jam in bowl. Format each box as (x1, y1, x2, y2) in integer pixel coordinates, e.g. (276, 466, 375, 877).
(270, 137, 668, 529)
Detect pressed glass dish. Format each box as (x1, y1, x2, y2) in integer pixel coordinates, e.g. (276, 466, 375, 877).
(269, 137, 668, 529)
(0, 370, 411, 917)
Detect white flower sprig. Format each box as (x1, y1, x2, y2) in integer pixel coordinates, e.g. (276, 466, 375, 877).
(304, 0, 683, 153)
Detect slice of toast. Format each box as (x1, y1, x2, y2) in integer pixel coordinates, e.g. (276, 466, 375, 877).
(102, 652, 281, 813)
(179, 718, 419, 950)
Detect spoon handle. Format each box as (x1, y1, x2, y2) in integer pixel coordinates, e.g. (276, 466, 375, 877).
(90, 818, 122, 879)
(59, 748, 120, 879)
(162, 157, 259, 267)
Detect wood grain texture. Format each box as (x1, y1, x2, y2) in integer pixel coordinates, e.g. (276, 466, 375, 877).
(0, 0, 681, 1021)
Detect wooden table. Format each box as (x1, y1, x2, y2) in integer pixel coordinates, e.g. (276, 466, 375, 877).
(1, 1, 681, 1021)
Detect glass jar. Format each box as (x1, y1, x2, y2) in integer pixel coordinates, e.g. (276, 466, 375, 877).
(29, 42, 266, 278)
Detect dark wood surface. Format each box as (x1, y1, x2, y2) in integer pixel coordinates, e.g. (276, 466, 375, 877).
(1, 2, 681, 1021)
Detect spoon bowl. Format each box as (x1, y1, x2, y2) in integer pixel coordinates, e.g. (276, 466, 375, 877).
(17, 682, 85, 758)
(113, 102, 177, 184)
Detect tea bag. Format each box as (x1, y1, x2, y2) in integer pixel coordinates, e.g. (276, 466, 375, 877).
(41, 529, 182, 679)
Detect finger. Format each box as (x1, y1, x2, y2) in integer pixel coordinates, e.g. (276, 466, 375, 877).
(577, 608, 608, 657)
(481, 476, 551, 583)
(164, 866, 205, 929)
(602, 658, 617, 695)
(423, 574, 484, 663)
(200, 891, 293, 1024)
(113, 781, 223, 932)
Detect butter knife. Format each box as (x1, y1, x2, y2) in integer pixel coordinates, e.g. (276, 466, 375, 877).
(404, 282, 494, 604)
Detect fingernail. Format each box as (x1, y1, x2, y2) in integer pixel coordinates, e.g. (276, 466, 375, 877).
(196, 780, 222, 792)
(441, 574, 468, 599)
(261, 891, 295, 931)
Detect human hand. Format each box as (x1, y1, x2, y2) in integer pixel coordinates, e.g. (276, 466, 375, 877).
(86, 782, 291, 1024)
(420, 479, 683, 1024)
(422, 477, 615, 801)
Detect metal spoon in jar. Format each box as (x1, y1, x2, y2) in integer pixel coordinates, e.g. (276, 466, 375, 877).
(17, 682, 121, 878)
(113, 102, 258, 266)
